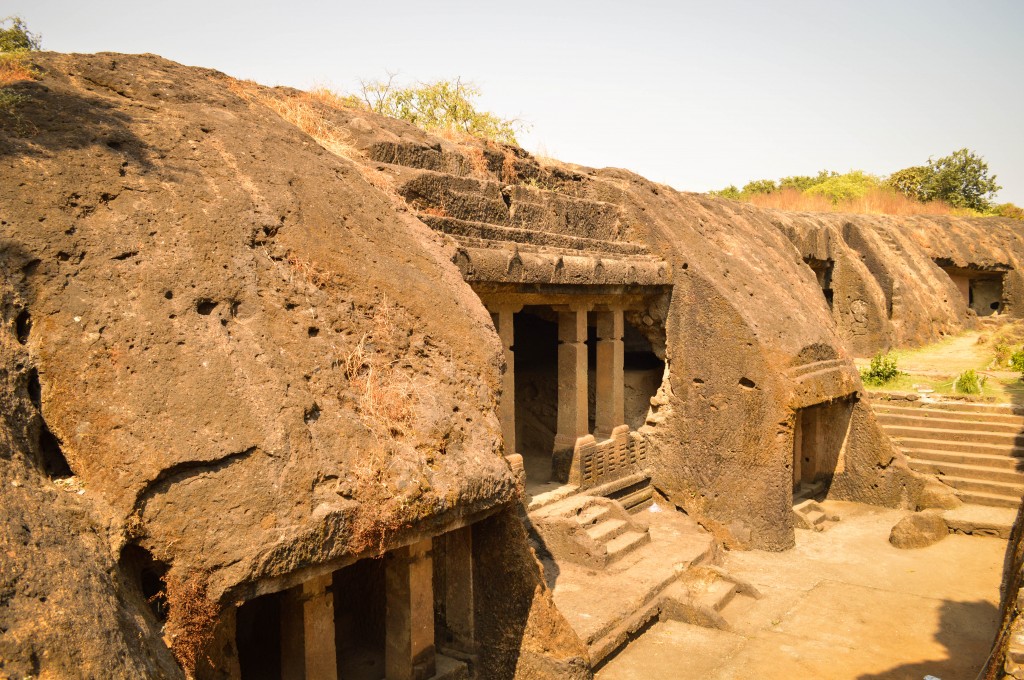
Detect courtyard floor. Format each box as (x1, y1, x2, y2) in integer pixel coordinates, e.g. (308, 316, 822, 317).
(596, 501, 1006, 680)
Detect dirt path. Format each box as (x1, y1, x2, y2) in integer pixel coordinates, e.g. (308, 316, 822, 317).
(596, 501, 1004, 679)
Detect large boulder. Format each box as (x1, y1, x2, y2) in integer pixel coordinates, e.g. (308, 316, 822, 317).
(889, 512, 949, 549)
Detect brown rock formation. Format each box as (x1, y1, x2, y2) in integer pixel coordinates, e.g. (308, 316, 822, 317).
(1, 53, 585, 678)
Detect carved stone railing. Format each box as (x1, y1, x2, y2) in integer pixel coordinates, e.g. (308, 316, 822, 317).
(571, 425, 649, 490)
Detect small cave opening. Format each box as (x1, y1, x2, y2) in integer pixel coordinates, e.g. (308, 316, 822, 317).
(622, 321, 665, 429)
(38, 421, 72, 478)
(934, 261, 1007, 317)
(15, 309, 31, 345)
(119, 544, 170, 621)
(792, 396, 855, 503)
(30, 373, 72, 478)
(803, 257, 835, 311)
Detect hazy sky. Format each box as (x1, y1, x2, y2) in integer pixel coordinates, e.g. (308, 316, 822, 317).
(15, 1, 1024, 204)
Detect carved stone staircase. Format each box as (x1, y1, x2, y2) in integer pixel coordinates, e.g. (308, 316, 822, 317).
(873, 399, 1024, 508)
(359, 142, 672, 290)
(529, 495, 651, 569)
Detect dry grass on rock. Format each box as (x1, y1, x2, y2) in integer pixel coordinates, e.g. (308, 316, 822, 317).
(748, 187, 956, 216)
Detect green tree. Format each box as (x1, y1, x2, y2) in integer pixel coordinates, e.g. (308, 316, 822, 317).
(740, 179, 778, 195)
(709, 185, 741, 200)
(779, 170, 837, 192)
(890, 149, 1001, 211)
(357, 75, 522, 145)
(886, 165, 930, 200)
(0, 16, 41, 52)
(920, 148, 1001, 211)
(805, 170, 881, 205)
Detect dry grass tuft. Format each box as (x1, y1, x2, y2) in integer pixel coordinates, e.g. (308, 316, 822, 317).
(339, 299, 422, 440)
(418, 205, 449, 218)
(285, 252, 332, 290)
(0, 53, 36, 86)
(747, 187, 955, 216)
(464, 145, 490, 179)
(163, 571, 220, 673)
(500, 149, 519, 184)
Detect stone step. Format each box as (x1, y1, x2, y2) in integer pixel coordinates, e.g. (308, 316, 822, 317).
(874, 403, 1024, 427)
(605, 530, 651, 562)
(894, 436, 1024, 458)
(696, 579, 739, 612)
(586, 518, 628, 544)
(882, 424, 1024, 447)
(919, 401, 1024, 417)
(938, 475, 1024, 498)
(877, 411, 1024, 434)
(366, 142, 477, 175)
(419, 215, 649, 256)
(576, 503, 612, 527)
(617, 485, 655, 513)
(804, 509, 827, 526)
(909, 459, 1024, 484)
(954, 489, 1023, 509)
(904, 447, 1024, 470)
(506, 195, 623, 242)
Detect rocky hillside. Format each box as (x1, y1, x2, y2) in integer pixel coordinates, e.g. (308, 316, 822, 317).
(0, 53, 586, 678)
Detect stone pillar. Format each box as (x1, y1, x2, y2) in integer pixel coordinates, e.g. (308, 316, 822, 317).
(281, 573, 338, 680)
(280, 585, 306, 680)
(490, 306, 520, 455)
(594, 308, 625, 440)
(553, 307, 589, 481)
(386, 538, 435, 680)
(305, 574, 339, 680)
(444, 526, 475, 653)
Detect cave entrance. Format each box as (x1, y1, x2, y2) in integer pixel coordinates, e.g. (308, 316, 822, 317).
(483, 290, 669, 497)
(233, 528, 475, 680)
(935, 262, 1007, 317)
(511, 306, 560, 491)
(804, 257, 835, 311)
(792, 397, 854, 503)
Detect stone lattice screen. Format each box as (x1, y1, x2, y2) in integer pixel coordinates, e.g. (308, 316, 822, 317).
(576, 431, 649, 489)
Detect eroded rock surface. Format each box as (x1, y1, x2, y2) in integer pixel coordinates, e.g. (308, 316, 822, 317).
(1, 53, 583, 678)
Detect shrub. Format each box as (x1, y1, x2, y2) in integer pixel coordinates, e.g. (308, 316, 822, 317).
(993, 203, 1024, 220)
(805, 170, 881, 205)
(709, 185, 741, 200)
(994, 342, 1012, 365)
(0, 16, 41, 115)
(860, 352, 901, 386)
(1010, 348, 1024, 375)
(740, 178, 778, 195)
(355, 75, 523, 145)
(953, 368, 985, 395)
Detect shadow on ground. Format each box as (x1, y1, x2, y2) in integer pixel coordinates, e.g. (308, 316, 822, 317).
(857, 599, 999, 680)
